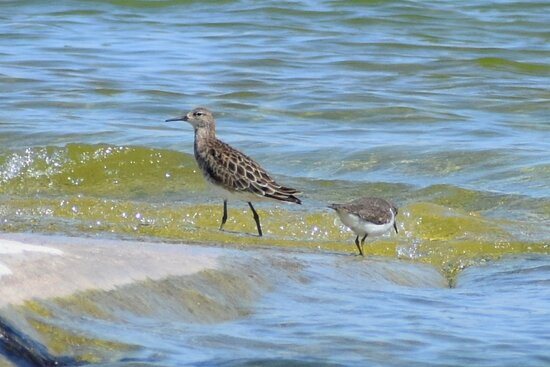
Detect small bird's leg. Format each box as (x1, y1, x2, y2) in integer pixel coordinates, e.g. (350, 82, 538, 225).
(354, 236, 364, 256)
(360, 234, 368, 256)
(219, 199, 228, 231)
(393, 221, 398, 234)
(248, 202, 263, 237)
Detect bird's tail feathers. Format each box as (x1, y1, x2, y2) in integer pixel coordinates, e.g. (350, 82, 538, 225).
(265, 191, 302, 204)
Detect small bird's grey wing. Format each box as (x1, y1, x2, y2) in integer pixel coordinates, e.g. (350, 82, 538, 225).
(348, 198, 395, 225)
(356, 208, 393, 225)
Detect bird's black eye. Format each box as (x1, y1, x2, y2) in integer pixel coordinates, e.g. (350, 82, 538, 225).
(194, 112, 203, 117)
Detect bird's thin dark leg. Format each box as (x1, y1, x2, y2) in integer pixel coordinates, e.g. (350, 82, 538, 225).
(393, 221, 398, 234)
(360, 234, 368, 256)
(219, 200, 228, 231)
(248, 202, 263, 237)
(354, 236, 364, 256)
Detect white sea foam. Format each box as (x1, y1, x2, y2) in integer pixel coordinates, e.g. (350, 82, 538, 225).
(0, 239, 64, 255)
(0, 239, 63, 278)
(0, 263, 12, 277)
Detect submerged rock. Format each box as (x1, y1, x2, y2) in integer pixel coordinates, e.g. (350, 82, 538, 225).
(0, 316, 74, 367)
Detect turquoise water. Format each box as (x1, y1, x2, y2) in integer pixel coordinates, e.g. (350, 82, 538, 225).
(0, 0, 549, 365)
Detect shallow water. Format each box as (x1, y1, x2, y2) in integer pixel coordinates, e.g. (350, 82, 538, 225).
(0, 0, 549, 365)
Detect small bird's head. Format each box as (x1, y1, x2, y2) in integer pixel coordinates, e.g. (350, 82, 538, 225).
(327, 203, 341, 212)
(165, 107, 215, 131)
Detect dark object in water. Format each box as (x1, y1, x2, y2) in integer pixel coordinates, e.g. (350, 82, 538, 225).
(0, 316, 75, 367)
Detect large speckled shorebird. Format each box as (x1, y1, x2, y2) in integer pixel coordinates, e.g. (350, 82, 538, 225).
(329, 197, 398, 256)
(166, 107, 301, 236)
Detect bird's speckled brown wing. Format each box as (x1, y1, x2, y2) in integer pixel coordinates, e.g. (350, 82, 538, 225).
(329, 197, 397, 224)
(196, 138, 301, 204)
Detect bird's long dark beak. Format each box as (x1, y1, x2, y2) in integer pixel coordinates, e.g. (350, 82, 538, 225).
(165, 116, 188, 122)
(393, 221, 398, 234)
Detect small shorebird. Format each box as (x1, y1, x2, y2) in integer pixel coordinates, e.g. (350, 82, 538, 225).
(329, 197, 398, 256)
(166, 107, 301, 236)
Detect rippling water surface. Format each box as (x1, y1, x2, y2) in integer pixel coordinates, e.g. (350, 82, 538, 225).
(0, 0, 549, 365)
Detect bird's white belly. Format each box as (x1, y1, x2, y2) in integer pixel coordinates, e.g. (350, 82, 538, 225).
(338, 211, 394, 237)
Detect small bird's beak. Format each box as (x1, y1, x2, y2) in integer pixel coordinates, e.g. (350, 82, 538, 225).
(165, 115, 188, 122)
